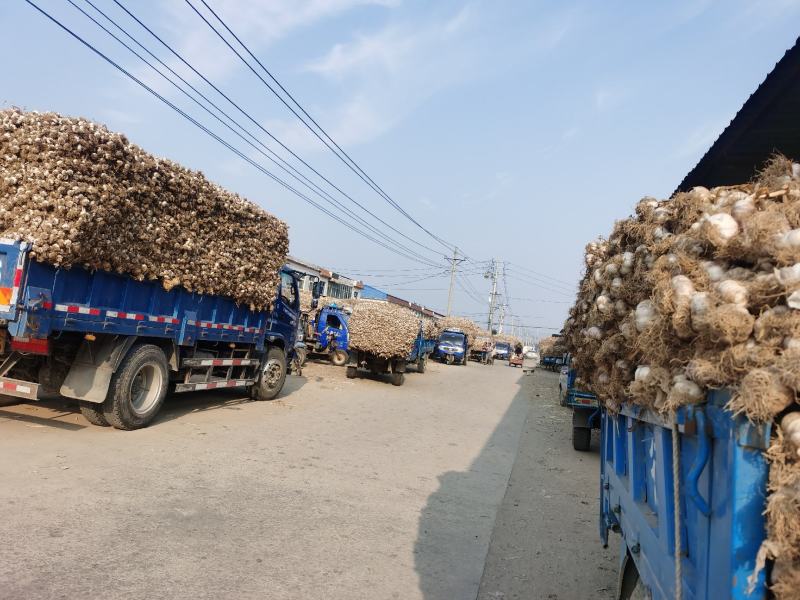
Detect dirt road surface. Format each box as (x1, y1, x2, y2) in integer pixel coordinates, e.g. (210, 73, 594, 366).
(0, 360, 617, 599)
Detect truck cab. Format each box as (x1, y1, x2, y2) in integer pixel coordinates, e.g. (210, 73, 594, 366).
(306, 304, 350, 366)
(493, 342, 511, 361)
(435, 328, 468, 365)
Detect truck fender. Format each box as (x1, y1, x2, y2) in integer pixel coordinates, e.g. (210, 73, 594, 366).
(60, 335, 138, 404)
(572, 407, 593, 429)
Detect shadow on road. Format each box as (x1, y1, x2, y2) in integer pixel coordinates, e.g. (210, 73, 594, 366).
(413, 373, 531, 600)
(0, 372, 309, 430)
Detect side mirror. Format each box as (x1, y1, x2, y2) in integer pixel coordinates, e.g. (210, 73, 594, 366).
(312, 280, 324, 299)
(311, 298, 319, 310)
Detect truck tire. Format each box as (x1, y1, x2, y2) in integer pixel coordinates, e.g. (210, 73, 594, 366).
(346, 365, 358, 379)
(102, 344, 168, 430)
(391, 372, 405, 386)
(572, 426, 591, 451)
(330, 349, 348, 367)
(295, 347, 307, 366)
(417, 357, 426, 373)
(79, 401, 109, 427)
(253, 347, 287, 401)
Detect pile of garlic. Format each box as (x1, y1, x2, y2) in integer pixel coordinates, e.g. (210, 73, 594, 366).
(562, 157, 800, 599)
(0, 109, 288, 309)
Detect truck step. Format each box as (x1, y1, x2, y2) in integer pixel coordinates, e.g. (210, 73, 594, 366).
(0, 376, 39, 400)
(181, 357, 260, 368)
(174, 378, 254, 393)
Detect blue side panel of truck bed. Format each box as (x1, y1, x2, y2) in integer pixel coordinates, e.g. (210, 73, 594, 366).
(10, 252, 272, 350)
(600, 391, 770, 600)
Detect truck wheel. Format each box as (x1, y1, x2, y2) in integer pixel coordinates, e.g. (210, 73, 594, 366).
(346, 366, 358, 379)
(572, 426, 591, 451)
(79, 401, 109, 427)
(253, 347, 287, 401)
(417, 357, 426, 373)
(391, 372, 405, 386)
(445, 354, 454, 365)
(102, 344, 168, 430)
(295, 347, 307, 366)
(330, 349, 348, 367)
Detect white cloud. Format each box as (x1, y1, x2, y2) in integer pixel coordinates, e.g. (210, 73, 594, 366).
(153, 0, 399, 83)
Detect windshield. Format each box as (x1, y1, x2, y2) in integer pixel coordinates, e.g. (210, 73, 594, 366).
(495, 343, 510, 351)
(439, 332, 465, 347)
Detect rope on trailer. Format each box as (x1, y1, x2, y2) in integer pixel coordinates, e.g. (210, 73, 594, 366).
(672, 416, 683, 600)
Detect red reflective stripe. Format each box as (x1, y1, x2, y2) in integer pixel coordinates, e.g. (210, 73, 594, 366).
(66, 306, 80, 313)
(11, 337, 49, 355)
(88, 308, 101, 316)
(42, 301, 53, 309)
(13, 268, 22, 287)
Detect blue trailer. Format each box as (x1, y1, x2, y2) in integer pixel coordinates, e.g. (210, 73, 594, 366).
(346, 322, 435, 385)
(434, 328, 469, 365)
(407, 326, 436, 373)
(559, 366, 600, 451)
(301, 304, 350, 366)
(600, 391, 770, 600)
(0, 239, 300, 429)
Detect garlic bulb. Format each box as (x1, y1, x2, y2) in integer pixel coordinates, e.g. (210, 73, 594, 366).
(670, 374, 704, 403)
(706, 213, 739, 242)
(779, 412, 800, 457)
(777, 229, 800, 248)
(634, 365, 651, 382)
(788, 290, 800, 310)
(731, 195, 755, 221)
(702, 261, 725, 282)
(585, 326, 602, 340)
(671, 275, 695, 302)
(635, 300, 657, 332)
(596, 295, 613, 314)
(716, 280, 748, 306)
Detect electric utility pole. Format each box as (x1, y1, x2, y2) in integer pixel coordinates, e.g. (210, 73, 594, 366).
(446, 247, 464, 316)
(486, 259, 499, 332)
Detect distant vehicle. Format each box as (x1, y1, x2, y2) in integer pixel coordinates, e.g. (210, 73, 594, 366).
(522, 351, 538, 374)
(559, 363, 599, 451)
(301, 304, 350, 366)
(493, 342, 511, 360)
(434, 328, 469, 365)
(346, 322, 434, 385)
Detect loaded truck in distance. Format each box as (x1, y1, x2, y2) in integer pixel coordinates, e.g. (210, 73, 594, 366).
(0, 239, 300, 430)
(300, 303, 350, 366)
(434, 328, 468, 365)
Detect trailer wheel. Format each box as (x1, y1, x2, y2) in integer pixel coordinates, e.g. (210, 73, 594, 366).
(330, 349, 348, 367)
(391, 372, 405, 386)
(103, 344, 168, 430)
(572, 426, 591, 451)
(346, 366, 358, 379)
(253, 347, 287, 401)
(79, 401, 109, 427)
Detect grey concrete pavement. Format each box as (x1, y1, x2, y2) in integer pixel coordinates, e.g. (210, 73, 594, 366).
(0, 360, 617, 600)
(0, 359, 529, 600)
(477, 370, 620, 600)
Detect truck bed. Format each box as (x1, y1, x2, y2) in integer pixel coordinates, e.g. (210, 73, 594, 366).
(600, 391, 770, 599)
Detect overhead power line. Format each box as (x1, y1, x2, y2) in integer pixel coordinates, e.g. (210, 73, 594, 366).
(24, 0, 443, 268)
(71, 0, 440, 268)
(187, 0, 457, 253)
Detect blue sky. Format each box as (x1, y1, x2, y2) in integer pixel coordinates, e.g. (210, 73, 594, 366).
(2, 0, 799, 339)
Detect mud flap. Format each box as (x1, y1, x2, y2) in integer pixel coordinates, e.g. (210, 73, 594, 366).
(60, 335, 137, 403)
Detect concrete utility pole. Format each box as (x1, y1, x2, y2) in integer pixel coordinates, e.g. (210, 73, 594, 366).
(446, 247, 464, 317)
(486, 259, 499, 332)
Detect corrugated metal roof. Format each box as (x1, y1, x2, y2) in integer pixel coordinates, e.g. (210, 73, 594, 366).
(676, 37, 800, 194)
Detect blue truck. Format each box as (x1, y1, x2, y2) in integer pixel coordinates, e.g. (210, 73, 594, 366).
(300, 303, 350, 366)
(600, 391, 770, 600)
(407, 325, 436, 373)
(346, 322, 435, 385)
(559, 366, 600, 451)
(434, 328, 469, 365)
(0, 239, 300, 430)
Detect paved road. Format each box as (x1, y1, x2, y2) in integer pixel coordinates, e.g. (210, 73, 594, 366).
(0, 359, 617, 599)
